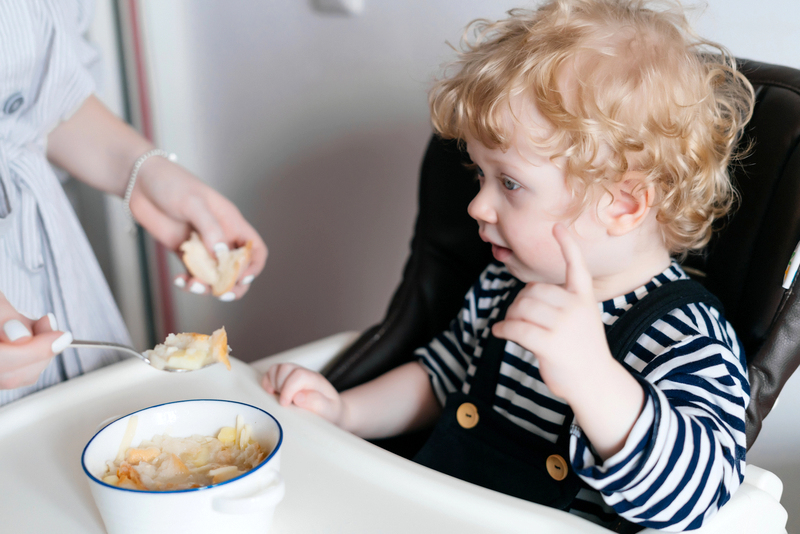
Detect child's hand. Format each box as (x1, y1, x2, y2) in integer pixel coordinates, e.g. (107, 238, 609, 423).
(261, 363, 345, 425)
(491, 224, 612, 400)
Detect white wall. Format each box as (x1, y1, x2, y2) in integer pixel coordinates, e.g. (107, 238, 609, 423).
(131, 0, 800, 529)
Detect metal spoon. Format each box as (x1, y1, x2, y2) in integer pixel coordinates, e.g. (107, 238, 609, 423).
(69, 340, 217, 372)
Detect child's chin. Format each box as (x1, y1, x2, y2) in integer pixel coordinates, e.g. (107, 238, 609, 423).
(506, 265, 564, 286)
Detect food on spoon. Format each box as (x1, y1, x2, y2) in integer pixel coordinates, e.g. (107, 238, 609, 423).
(102, 415, 268, 491)
(143, 327, 231, 371)
(180, 231, 252, 296)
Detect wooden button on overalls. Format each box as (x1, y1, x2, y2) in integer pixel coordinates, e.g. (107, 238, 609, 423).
(456, 402, 479, 429)
(546, 454, 568, 481)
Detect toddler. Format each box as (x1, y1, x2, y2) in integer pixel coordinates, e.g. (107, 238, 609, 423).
(263, 0, 754, 530)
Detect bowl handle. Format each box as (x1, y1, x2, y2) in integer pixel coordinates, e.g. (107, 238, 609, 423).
(212, 471, 286, 515)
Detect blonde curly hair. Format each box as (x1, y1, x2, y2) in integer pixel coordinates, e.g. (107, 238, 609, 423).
(429, 0, 754, 255)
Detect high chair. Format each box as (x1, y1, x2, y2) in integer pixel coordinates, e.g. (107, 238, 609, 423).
(266, 59, 799, 533)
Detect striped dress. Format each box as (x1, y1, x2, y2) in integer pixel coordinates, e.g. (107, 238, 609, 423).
(0, 0, 129, 406)
(416, 261, 749, 531)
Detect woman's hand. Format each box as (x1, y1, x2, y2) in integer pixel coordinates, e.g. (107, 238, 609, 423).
(46, 95, 268, 301)
(0, 292, 73, 390)
(130, 156, 268, 300)
(262, 363, 346, 426)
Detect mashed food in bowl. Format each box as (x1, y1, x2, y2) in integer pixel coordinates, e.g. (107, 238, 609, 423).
(101, 416, 267, 491)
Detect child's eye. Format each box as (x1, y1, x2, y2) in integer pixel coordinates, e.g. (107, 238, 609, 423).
(502, 176, 520, 191)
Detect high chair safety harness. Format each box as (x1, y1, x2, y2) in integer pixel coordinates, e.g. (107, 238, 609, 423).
(413, 277, 723, 528)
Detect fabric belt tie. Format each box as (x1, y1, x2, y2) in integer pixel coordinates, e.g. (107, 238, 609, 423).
(0, 141, 46, 271)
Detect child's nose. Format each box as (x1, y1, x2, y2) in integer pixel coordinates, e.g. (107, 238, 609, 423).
(467, 188, 497, 224)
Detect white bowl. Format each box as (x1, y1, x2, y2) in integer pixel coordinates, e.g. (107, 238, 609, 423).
(82, 399, 284, 534)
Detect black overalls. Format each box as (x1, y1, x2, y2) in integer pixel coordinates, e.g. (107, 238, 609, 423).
(413, 278, 723, 531)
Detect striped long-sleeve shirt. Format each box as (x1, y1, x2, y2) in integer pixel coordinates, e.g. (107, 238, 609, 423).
(416, 261, 749, 531)
(0, 0, 129, 406)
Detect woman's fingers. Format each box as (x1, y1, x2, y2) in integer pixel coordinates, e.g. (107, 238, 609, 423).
(0, 330, 73, 388)
(0, 291, 33, 343)
(0, 358, 53, 390)
(32, 313, 58, 334)
(2, 318, 32, 342)
(185, 194, 227, 255)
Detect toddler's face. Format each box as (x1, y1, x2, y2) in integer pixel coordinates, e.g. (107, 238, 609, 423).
(466, 102, 606, 285)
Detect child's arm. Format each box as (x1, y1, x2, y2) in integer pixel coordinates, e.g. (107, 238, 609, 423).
(46, 95, 267, 299)
(493, 224, 644, 460)
(494, 224, 748, 529)
(262, 361, 441, 439)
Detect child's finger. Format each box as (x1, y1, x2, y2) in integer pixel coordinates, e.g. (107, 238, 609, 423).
(553, 224, 593, 296)
(261, 370, 277, 394)
(263, 363, 295, 394)
(505, 294, 561, 330)
(279, 367, 333, 406)
(278, 367, 324, 407)
(492, 318, 549, 354)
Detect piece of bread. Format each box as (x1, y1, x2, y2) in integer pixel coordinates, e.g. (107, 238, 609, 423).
(180, 232, 252, 296)
(144, 327, 231, 371)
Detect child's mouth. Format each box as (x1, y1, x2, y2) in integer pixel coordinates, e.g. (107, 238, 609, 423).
(491, 244, 512, 262)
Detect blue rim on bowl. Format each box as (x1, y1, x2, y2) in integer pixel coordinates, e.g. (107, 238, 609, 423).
(81, 399, 283, 494)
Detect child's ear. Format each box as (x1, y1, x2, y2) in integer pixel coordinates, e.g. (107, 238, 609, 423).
(600, 176, 655, 236)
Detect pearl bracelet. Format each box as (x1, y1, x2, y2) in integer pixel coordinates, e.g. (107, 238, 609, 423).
(123, 149, 177, 232)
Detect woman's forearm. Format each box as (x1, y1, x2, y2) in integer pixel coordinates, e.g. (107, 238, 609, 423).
(46, 95, 154, 196)
(340, 361, 441, 440)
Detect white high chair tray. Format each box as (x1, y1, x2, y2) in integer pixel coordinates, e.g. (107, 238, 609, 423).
(0, 352, 605, 534)
(0, 334, 787, 534)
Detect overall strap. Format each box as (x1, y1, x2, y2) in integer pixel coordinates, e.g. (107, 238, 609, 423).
(469, 281, 526, 402)
(605, 278, 724, 364)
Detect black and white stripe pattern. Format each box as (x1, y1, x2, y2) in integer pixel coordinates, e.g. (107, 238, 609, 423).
(417, 261, 749, 530)
(0, 0, 130, 406)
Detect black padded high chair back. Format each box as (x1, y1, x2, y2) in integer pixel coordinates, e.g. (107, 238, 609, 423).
(324, 59, 800, 451)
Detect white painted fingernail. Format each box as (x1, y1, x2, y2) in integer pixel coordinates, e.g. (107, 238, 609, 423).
(173, 277, 186, 288)
(3, 319, 31, 341)
(242, 274, 254, 285)
(51, 332, 73, 354)
(219, 292, 236, 302)
(190, 282, 206, 294)
(213, 242, 229, 257)
(47, 313, 58, 331)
